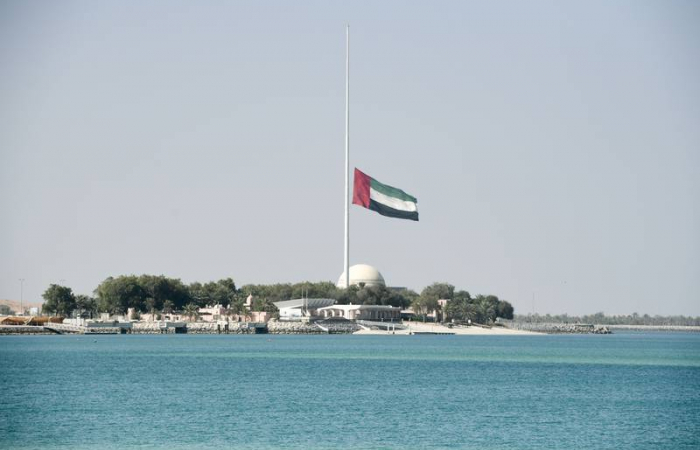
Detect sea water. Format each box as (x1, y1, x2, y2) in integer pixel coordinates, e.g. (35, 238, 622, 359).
(0, 333, 698, 450)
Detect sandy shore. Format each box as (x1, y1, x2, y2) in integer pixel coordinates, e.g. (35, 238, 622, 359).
(354, 322, 543, 335)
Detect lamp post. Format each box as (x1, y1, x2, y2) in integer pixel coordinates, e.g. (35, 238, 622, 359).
(19, 278, 24, 316)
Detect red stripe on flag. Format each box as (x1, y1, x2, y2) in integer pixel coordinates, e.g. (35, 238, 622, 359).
(352, 168, 371, 208)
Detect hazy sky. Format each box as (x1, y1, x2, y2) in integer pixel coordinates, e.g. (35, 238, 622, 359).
(1, 1, 698, 316)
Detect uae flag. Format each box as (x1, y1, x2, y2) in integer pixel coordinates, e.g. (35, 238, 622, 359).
(352, 168, 419, 221)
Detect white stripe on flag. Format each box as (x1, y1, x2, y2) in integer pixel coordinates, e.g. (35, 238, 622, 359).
(370, 187, 418, 212)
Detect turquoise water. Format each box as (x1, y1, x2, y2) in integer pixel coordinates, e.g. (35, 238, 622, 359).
(1, 333, 699, 449)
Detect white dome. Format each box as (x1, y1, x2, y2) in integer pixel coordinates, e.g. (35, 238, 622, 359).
(337, 264, 386, 288)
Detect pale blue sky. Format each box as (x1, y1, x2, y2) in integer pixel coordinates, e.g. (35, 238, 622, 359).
(1, 1, 698, 315)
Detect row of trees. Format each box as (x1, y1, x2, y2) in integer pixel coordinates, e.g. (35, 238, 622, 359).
(94, 275, 243, 316)
(239, 282, 417, 309)
(409, 283, 514, 323)
(41, 276, 699, 326)
(514, 312, 700, 327)
(41, 284, 95, 317)
(42, 275, 515, 324)
(42, 276, 245, 318)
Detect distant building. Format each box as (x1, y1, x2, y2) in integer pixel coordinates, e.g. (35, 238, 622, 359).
(274, 298, 336, 320)
(198, 305, 226, 321)
(318, 304, 400, 321)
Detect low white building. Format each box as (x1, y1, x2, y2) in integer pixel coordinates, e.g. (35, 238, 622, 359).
(318, 304, 401, 321)
(273, 298, 336, 320)
(198, 305, 226, 322)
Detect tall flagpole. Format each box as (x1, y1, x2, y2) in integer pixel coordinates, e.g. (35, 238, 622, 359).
(344, 25, 350, 289)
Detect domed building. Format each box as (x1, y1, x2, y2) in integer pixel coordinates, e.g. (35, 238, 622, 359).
(336, 264, 386, 288)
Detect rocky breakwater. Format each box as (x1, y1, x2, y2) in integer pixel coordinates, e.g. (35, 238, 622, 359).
(186, 322, 255, 334)
(132, 322, 165, 334)
(504, 322, 611, 334)
(131, 321, 256, 334)
(0, 325, 53, 335)
(267, 320, 324, 334)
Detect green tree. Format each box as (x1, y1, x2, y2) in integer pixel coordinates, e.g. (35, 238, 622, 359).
(162, 300, 174, 316)
(421, 283, 455, 302)
(147, 276, 190, 310)
(190, 279, 237, 307)
(42, 285, 76, 316)
(474, 295, 497, 324)
(334, 285, 361, 305)
(145, 297, 158, 319)
(230, 299, 249, 321)
(251, 297, 278, 314)
(188, 282, 209, 307)
(445, 290, 476, 323)
(95, 275, 191, 314)
(75, 294, 97, 318)
(496, 300, 514, 320)
(411, 296, 439, 322)
(94, 276, 145, 315)
(183, 303, 199, 322)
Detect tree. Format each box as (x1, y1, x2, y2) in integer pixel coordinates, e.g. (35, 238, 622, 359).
(162, 300, 174, 316)
(94, 276, 145, 315)
(148, 276, 190, 310)
(334, 285, 358, 305)
(191, 279, 237, 308)
(211, 278, 237, 307)
(474, 295, 497, 324)
(139, 275, 164, 313)
(75, 295, 97, 318)
(183, 303, 199, 322)
(496, 300, 514, 320)
(42, 285, 76, 316)
(252, 297, 278, 314)
(416, 283, 454, 322)
(188, 282, 209, 307)
(445, 291, 478, 323)
(421, 283, 455, 302)
(145, 297, 158, 320)
(94, 275, 192, 314)
(411, 296, 439, 322)
(230, 299, 249, 321)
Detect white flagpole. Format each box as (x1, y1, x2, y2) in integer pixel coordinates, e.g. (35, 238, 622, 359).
(344, 25, 350, 289)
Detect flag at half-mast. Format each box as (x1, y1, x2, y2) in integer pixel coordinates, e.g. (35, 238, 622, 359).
(352, 168, 419, 221)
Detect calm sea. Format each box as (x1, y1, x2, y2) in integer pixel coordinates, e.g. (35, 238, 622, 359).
(1, 333, 698, 450)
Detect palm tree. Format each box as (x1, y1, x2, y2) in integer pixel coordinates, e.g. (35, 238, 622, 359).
(162, 300, 174, 320)
(223, 306, 234, 322)
(475, 298, 496, 324)
(145, 297, 158, 321)
(458, 301, 478, 324)
(183, 303, 199, 322)
(231, 299, 249, 322)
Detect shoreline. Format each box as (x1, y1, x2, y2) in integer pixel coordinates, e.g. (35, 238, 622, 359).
(0, 322, 543, 336)
(3, 321, 699, 336)
(355, 322, 544, 335)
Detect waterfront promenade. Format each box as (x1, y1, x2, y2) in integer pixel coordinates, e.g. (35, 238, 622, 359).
(3, 319, 698, 336)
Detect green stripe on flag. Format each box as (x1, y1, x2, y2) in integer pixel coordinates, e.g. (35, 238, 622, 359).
(370, 178, 417, 203)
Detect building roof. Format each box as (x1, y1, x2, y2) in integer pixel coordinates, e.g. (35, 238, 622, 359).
(336, 264, 386, 288)
(273, 298, 336, 310)
(318, 304, 400, 311)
